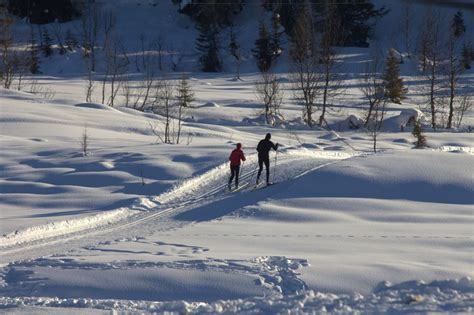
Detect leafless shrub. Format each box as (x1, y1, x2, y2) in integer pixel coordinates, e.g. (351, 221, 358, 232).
(255, 71, 284, 126)
(80, 124, 90, 156)
(148, 120, 165, 144)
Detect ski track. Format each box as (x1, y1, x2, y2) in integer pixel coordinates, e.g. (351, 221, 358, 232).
(0, 148, 356, 265)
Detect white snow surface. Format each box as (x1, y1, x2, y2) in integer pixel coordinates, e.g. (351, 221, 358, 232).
(1, 0, 474, 313)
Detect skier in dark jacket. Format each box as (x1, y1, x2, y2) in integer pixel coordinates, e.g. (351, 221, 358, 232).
(256, 133, 279, 185)
(228, 143, 246, 190)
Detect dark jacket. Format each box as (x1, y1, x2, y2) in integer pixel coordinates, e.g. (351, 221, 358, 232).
(257, 139, 278, 159)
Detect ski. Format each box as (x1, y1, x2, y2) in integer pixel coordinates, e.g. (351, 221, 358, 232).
(226, 182, 249, 193)
(253, 182, 277, 190)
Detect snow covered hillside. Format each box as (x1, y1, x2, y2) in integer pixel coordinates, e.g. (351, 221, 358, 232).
(1, 0, 474, 313)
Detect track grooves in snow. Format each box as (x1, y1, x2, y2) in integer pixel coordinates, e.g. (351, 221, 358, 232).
(0, 149, 357, 264)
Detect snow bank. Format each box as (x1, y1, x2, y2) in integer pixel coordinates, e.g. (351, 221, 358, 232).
(0, 277, 472, 313)
(383, 108, 424, 131)
(0, 208, 136, 248)
(197, 102, 220, 108)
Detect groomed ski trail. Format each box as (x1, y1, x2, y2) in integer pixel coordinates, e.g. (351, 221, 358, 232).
(0, 148, 358, 265)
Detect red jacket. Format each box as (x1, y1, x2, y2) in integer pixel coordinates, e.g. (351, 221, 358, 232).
(229, 148, 246, 166)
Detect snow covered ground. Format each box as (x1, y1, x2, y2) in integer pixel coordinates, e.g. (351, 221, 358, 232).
(1, 0, 474, 313)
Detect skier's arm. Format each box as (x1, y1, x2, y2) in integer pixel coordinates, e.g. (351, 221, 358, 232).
(241, 151, 246, 161)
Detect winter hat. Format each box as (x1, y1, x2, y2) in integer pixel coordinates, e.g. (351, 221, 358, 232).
(265, 133, 271, 140)
(236, 143, 242, 149)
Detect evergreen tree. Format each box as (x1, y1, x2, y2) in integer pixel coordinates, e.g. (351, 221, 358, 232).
(451, 11, 466, 38)
(461, 43, 472, 70)
(265, 0, 300, 39)
(315, 0, 388, 47)
(176, 76, 194, 144)
(382, 49, 407, 104)
(253, 21, 273, 72)
(180, 0, 244, 27)
(41, 29, 53, 57)
(412, 120, 427, 148)
(196, 22, 221, 72)
(7, 0, 78, 24)
(228, 25, 241, 79)
(29, 29, 40, 74)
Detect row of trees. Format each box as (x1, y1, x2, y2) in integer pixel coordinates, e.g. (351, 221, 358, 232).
(2, 2, 472, 134)
(187, 0, 386, 73)
(414, 8, 472, 129)
(254, 5, 472, 131)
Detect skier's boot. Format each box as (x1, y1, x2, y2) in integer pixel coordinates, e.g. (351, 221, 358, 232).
(228, 182, 232, 191)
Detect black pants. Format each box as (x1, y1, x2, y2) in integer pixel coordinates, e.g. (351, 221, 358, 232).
(229, 165, 240, 187)
(257, 156, 270, 183)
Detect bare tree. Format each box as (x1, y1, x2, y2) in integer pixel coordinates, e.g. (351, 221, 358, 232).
(80, 1, 101, 72)
(148, 120, 165, 144)
(318, 3, 344, 127)
(402, 2, 414, 59)
(421, 9, 444, 128)
(136, 37, 161, 111)
(157, 78, 175, 143)
(255, 71, 284, 126)
(454, 94, 472, 128)
(15, 50, 30, 91)
(102, 11, 116, 53)
(100, 12, 118, 105)
(155, 35, 165, 72)
(359, 48, 386, 128)
(1, 8, 16, 89)
(80, 124, 90, 156)
(289, 4, 320, 127)
(107, 41, 128, 107)
(79, 2, 102, 102)
(417, 10, 432, 73)
(175, 76, 194, 144)
(121, 79, 133, 107)
(85, 57, 95, 102)
(367, 94, 387, 154)
(445, 27, 463, 129)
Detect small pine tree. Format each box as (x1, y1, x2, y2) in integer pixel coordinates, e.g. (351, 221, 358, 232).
(228, 25, 241, 79)
(176, 76, 194, 144)
(461, 43, 472, 70)
(252, 21, 273, 72)
(196, 22, 222, 72)
(42, 29, 53, 57)
(412, 120, 427, 148)
(382, 50, 407, 104)
(451, 11, 466, 37)
(176, 76, 194, 108)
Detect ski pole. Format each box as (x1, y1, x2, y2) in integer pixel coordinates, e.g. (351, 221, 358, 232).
(273, 149, 278, 183)
(239, 160, 244, 186)
(248, 158, 259, 186)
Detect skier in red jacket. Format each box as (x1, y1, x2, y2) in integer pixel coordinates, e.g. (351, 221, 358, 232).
(228, 143, 246, 190)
